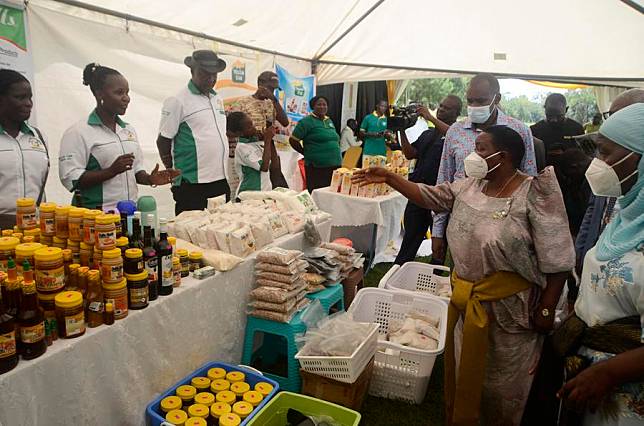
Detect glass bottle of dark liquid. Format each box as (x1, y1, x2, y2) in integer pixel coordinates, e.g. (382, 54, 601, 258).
(142, 225, 158, 301)
(0, 281, 18, 374)
(119, 212, 129, 240)
(129, 212, 144, 250)
(17, 280, 46, 360)
(156, 218, 173, 296)
(5, 258, 21, 318)
(85, 270, 103, 328)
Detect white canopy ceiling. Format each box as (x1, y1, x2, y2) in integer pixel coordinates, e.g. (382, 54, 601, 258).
(48, 0, 644, 86)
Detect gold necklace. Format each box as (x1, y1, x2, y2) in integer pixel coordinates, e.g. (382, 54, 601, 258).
(487, 171, 518, 197)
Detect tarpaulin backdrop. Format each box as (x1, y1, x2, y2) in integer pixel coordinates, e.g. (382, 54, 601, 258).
(26, 0, 311, 219)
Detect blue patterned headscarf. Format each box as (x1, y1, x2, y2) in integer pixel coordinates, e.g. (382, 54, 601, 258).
(595, 103, 644, 260)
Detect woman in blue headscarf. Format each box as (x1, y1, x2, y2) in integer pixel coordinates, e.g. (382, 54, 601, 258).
(557, 103, 644, 425)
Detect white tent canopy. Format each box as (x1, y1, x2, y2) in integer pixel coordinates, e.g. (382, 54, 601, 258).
(41, 0, 644, 86)
(23, 0, 644, 218)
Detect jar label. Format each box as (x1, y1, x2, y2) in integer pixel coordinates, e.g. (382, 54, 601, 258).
(173, 267, 181, 286)
(105, 296, 128, 317)
(41, 217, 55, 234)
(56, 220, 68, 235)
(129, 286, 148, 307)
(161, 255, 173, 287)
(97, 230, 116, 249)
(0, 259, 8, 273)
(35, 266, 65, 292)
(84, 225, 96, 244)
(20, 322, 45, 344)
(101, 263, 123, 282)
(88, 301, 104, 313)
(0, 330, 17, 358)
(145, 258, 157, 282)
(18, 212, 37, 229)
(69, 223, 82, 240)
(65, 311, 85, 337)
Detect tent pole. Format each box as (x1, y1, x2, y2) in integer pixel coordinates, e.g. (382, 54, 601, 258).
(41, 0, 312, 63)
(313, 0, 385, 61)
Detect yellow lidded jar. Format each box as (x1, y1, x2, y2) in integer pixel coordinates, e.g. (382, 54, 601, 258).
(187, 404, 209, 419)
(207, 367, 227, 381)
(242, 390, 263, 407)
(215, 390, 236, 405)
(23, 228, 40, 243)
(83, 209, 102, 244)
(225, 371, 245, 384)
(194, 392, 215, 407)
(232, 401, 253, 419)
(254, 382, 273, 397)
(160, 395, 182, 413)
(210, 401, 231, 419)
(39, 202, 57, 236)
(16, 197, 37, 230)
(190, 377, 211, 393)
(16, 242, 44, 275)
(210, 379, 230, 393)
(176, 384, 197, 408)
(55, 205, 71, 239)
(185, 418, 206, 426)
(219, 413, 241, 426)
(0, 236, 19, 272)
(95, 214, 116, 250)
(230, 382, 250, 399)
(54, 290, 85, 338)
(67, 207, 86, 242)
(165, 409, 188, 425)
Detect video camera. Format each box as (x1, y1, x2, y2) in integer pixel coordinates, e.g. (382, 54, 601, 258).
(387, 103, 420, 131)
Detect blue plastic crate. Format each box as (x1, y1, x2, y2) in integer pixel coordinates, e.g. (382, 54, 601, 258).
(145, 361, 279, 426)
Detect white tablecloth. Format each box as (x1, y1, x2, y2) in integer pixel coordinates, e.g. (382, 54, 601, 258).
(0, 220, 331, 426)
(312, 188, 407, 264)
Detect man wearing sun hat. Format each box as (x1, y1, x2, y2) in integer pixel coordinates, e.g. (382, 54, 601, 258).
(156, 50, 230, 214)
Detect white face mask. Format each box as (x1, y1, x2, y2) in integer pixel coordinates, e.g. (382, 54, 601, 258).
(585, 152, 638, 197)
(467, 96, 497, 124)
(464, 151, 502, 179)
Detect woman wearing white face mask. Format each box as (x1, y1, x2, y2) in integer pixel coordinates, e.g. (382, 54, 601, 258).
(353, 125, 574, 425)
(556, 103, 644, 425)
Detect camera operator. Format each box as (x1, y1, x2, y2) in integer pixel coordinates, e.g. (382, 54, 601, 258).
(394, 95, 462, 265)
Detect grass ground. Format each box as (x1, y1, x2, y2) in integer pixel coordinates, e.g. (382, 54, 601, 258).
(357, 258, 445, 425)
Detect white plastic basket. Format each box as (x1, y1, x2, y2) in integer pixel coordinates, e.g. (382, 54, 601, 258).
(381, 262, 452, 302)
(348, 288, 448, 404)
(294, 322, 379, 383)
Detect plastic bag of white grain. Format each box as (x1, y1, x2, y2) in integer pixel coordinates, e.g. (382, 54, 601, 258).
(229, 225, 256, 258)
(256, 247, 302, 265)
(286, 190, 318, 214)
(266, 212, 288, 239)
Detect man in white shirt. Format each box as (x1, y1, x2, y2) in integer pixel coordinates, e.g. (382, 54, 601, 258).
(156, 50, 229, 214)
(339, 118, 361, 154)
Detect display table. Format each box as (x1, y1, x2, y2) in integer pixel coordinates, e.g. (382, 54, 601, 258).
(0, 220, 331, 426)
(312, 188, 407, 268)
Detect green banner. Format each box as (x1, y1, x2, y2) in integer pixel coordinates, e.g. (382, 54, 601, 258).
(0, 4, 26, 50)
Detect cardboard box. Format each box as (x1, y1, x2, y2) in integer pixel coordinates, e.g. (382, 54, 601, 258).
(300, 357, 374, 410)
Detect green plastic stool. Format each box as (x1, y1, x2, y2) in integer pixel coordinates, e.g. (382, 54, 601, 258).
(305, 283, 345, 313)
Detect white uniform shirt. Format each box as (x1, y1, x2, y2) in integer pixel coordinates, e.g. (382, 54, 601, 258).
(0, 123, 49, 215)
(59, 111, 145, 211)
(234, 137, 271, 195)
(159, 81, 228, 185)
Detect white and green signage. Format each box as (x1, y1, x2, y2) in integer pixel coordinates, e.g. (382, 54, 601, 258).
(0, 2, 32, 80)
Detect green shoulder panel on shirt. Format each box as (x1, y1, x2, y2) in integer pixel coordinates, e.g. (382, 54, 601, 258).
(73, 154, 103, 209)
(173, 121, 198, 184)
(238, 164, 262, 194)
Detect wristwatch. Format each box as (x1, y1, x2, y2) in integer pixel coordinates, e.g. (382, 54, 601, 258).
(541, 308, 551, 318)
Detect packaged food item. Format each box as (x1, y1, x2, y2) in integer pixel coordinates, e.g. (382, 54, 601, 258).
(82, 209, 102, 245)
(232, 401, 253, 419)
(210, 401, 232, 421)
(213, 223, 237, 253)
(172, 256, 181, 287)
(225, 371, 245, 383)
(207, 194, 226, 212)
(281, 211, 305, 234)
(207, 367, 226, 381)
(210, 378, 230, 393)
(160, 396, 182, 413)
(95, 214, 116, 250)
(193, 266, 216, 280)
(165, 409, 188, 425)
(16, 198, 37, 231)
(265, 213, 288, 239)
(177, 249, 190, 277)
(54, 291, 85, 339)
(37, 291, 58, 345)
(116, 236, 129, 258)
(100, 248, 123, 284)
(188, 251, 204, 272)
(55, 205, 70, 239)
(228, 226, 255, 258)
(287, 190, 318, 213)
(17, 280, 46, 359)
(249, 299, 309, 323)
(85, 269, 103, 328)
(255, 278, 304, 290)
(0, 285, 18, 371)
(39, 202, 57, 237)
(249, 298, 297, 313)
(67, 207, 85, 242)
(190, 376, 211, 393)
(216, 390, 236, 405)
(256, 270, 300, 284)
(254, 382, 273, 397)
(194, 392, 215, 407)
(188, 403, 209, 419)
(185, 417, 206, 426)
(256, 247, 301, 265)
(16, 243, 43, 276)
(23, 228, 40, 243)
(34, 247, 65, 293)
(330, 168, 347, 192)
(126, 271, 148, 310)
(230, 381, 250, 398)
(219, 412, 241, 426)
(52, 236, 66, 249)
(176, 384, 197, 409)
(242, 390, 263, 407)
(102, 278, 128, 320)
(79, 242, 93, 267)
(249, 284, 306, 304)
(0, 236, 19, 272)
(340, 170, 353, 195)
(255, 259, 308, 275)
(103, 302, 115, 325)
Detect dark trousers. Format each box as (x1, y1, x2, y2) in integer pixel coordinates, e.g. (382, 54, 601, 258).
(172, 179, 230, 215)
(0, 214, 16, 231)
(394, 201, 432, 265)
(305, 165, 338, 193)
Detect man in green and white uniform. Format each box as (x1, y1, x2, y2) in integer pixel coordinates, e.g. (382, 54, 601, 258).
(157, 50, 229, 214)
(359, 100, 389, 157)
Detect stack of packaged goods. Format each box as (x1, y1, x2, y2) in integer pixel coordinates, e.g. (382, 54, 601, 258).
(329, 152, 411, 198)
(248, 248, 310, 323)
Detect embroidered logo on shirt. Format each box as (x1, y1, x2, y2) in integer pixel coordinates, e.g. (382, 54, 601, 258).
(29, 137, 45, 152)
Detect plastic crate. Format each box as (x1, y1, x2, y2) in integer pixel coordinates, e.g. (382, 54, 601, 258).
(145, 362, 279, 426)
(348, 288, 448, 404)
(381, 262, 451, 302)
(247, 391, 361, 426)
(295, 322, 379, 383)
